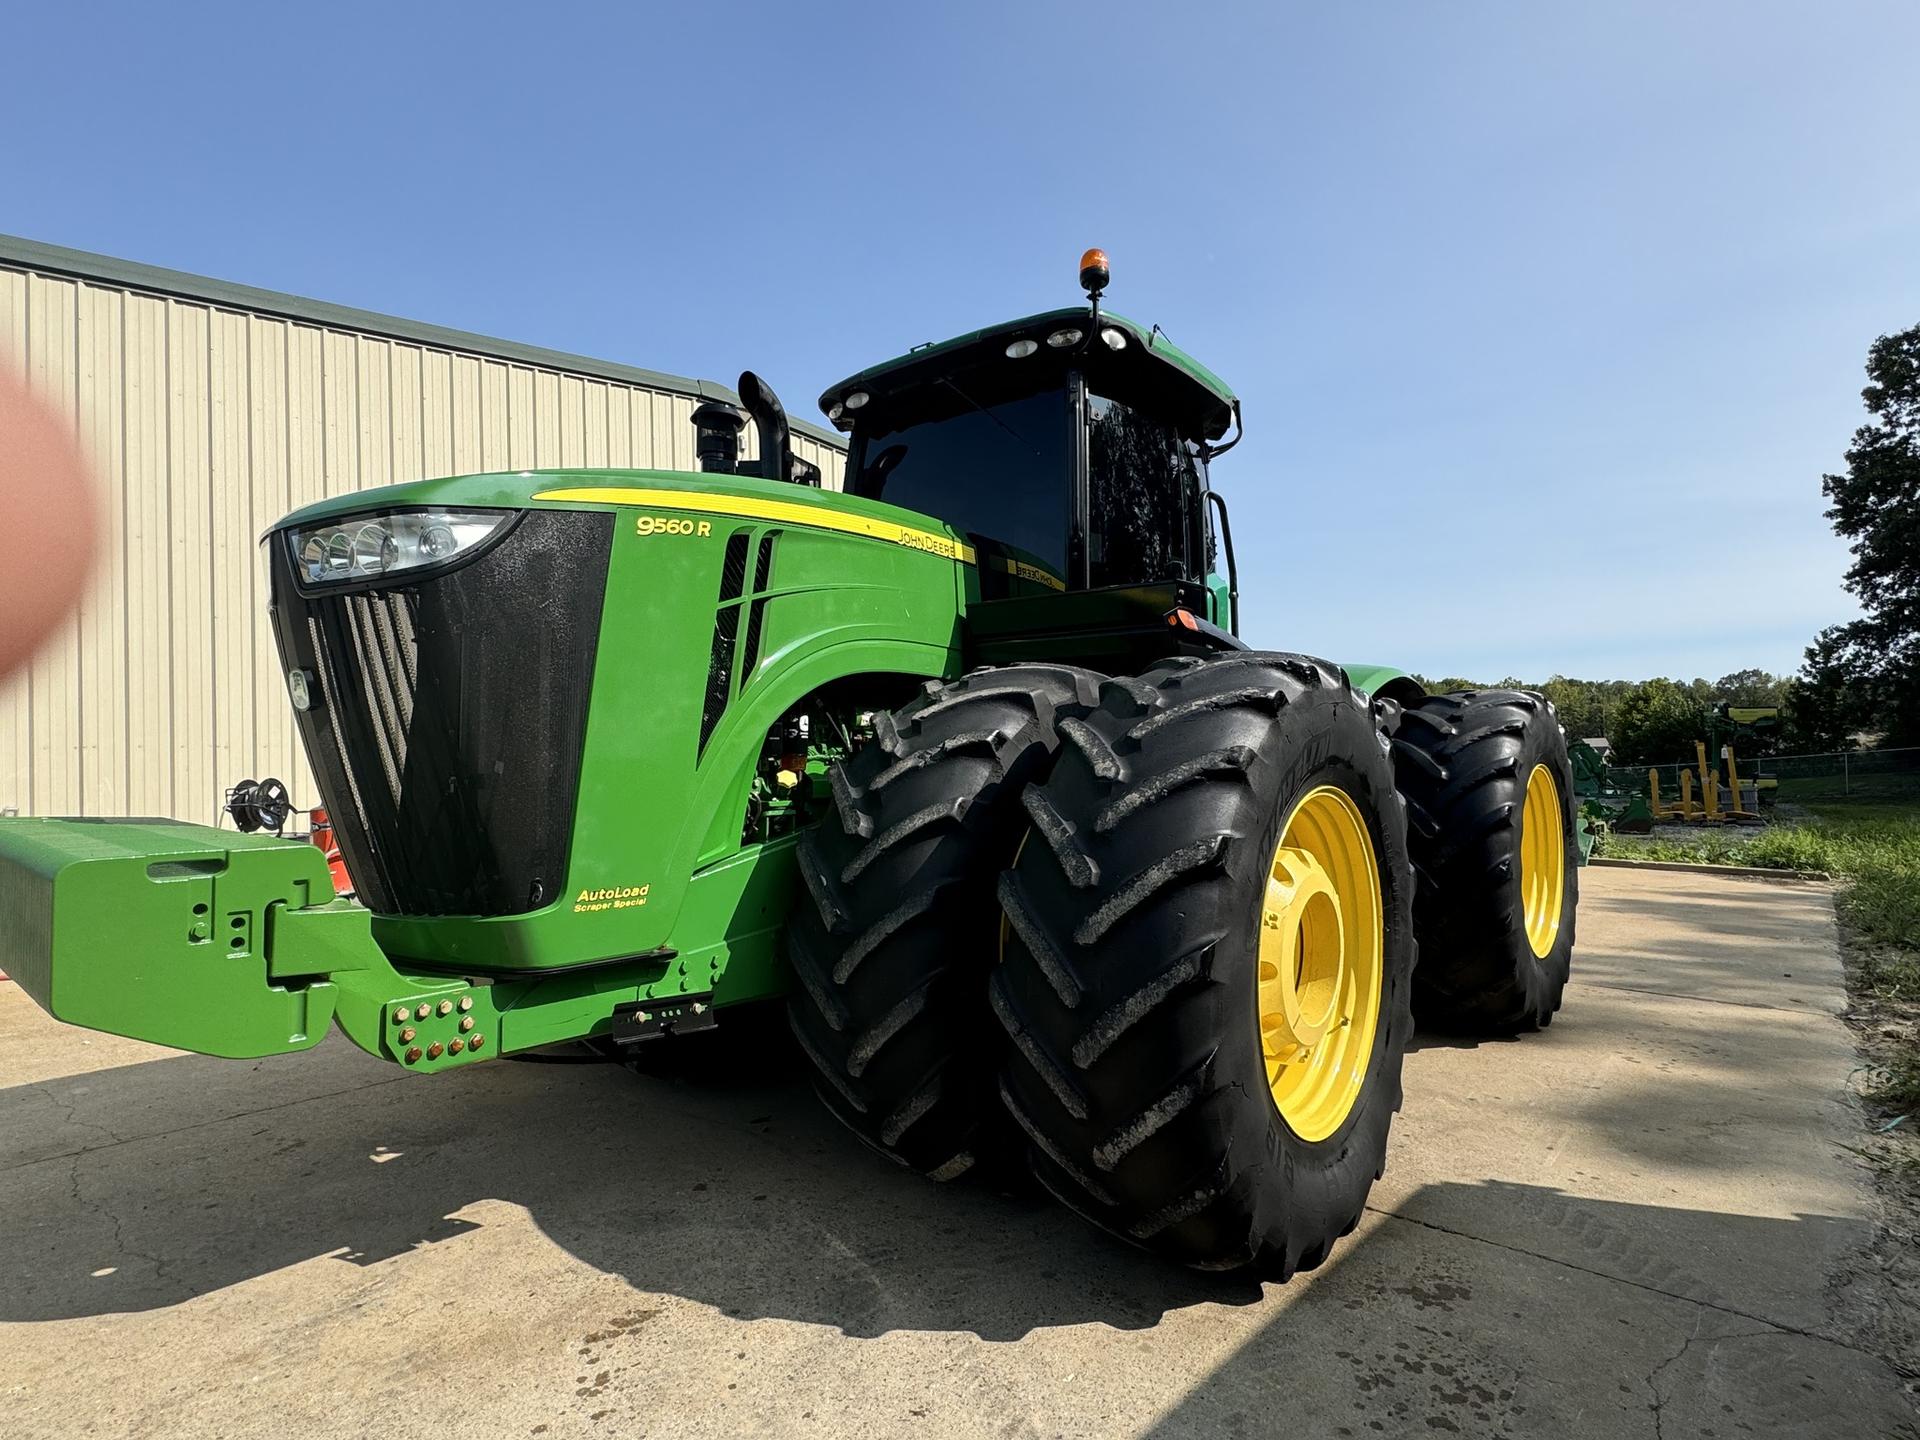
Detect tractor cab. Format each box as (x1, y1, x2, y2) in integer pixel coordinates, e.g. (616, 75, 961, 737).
(817, 250, 1244, 667)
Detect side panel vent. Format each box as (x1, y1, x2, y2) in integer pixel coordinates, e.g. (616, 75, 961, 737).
(738, 532, 779, 684)
(700, 531, 754, 753)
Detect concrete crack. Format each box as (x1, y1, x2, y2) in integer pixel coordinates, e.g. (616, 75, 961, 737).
(1646, 1312, 1702, 1440)
(2, 1074, 410, 1176)
(65, 1150, 169, 1282)
(31, 1079, 127, 1148)
(1580, 979, 1834, 1017)
(1646, 1320, 1778, 1440)
(1364, 1202, 1881, 1363)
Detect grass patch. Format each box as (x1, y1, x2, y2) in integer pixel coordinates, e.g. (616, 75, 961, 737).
(1865, 1048, 1920, 1114)
(1598, 800, 1920, 997)
(1773, 773, 1920, 806)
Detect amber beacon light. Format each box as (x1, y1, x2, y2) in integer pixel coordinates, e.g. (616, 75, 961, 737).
(1079, 247, 1110, 297)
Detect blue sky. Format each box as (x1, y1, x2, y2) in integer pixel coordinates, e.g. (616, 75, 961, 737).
(7, 2, 1918, 681)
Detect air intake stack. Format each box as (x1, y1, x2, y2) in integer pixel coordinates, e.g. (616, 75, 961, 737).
(691, 401, 747, 475)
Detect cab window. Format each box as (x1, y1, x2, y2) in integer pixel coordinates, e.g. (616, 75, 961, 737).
(1087, 392, 1196, 588)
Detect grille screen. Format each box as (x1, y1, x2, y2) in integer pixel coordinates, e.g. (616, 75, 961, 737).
(269, 510, 613, 918)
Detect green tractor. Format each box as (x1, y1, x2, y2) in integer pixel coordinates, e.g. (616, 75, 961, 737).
(0, 251, 1578, 1277)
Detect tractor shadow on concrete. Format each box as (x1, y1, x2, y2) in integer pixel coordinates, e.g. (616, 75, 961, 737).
(1128, 1182, 1912, 1440)
(8, 1019, 1912, 1433)
(0, 1007, 1260, 1339)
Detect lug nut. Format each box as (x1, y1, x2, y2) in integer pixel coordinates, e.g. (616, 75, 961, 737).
(426, 1041, 444, 1060)
(405, 1046, 423, 1064)
(468, 1034, 485, 1051)
(457, 996, 473, 1013)
(437, 1000, 454, 1017)
(448, 1038, 465, 1055)
(400, 1027, 417, 1043)
(459, 1016, 474, 1033)
(392, 1007, 409, 1025)
(416, 1003, 431, 1021)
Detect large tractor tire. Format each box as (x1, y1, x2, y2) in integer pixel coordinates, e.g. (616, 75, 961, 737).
(1389, 689, 1578, 1033)
(991, 654, 1416, 1275)
(788, 664, 1103, 1180)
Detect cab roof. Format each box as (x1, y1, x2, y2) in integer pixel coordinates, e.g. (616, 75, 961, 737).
(820, 307, 1238, 443)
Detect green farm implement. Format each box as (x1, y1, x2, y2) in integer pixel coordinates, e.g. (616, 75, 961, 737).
(1, 251, 1580, 1276)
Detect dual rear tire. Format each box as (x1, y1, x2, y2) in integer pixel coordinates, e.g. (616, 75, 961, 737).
(786, 664, 1104, 1180)
(788, 661, 1574, 1275)
(992, 655, 1415, 1274)
(1389, 689, 1579, 1032)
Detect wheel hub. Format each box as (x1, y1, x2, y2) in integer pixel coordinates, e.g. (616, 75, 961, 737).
(1520, 763, 1566, 959)
(1258, 785, 1385, 1143)
(1259, 847, 1345, 1061)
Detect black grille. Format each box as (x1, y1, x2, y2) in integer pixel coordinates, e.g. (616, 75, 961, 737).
(269, 510, 613, 918)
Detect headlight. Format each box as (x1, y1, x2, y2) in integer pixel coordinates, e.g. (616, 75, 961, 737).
(288, 509, 513, 585)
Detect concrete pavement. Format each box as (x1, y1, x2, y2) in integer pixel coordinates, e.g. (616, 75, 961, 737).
(1, 867, 1913, 1438)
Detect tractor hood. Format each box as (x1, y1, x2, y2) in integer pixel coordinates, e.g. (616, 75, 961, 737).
(270, 468, 977, 566)
(256, 465, 980, 974)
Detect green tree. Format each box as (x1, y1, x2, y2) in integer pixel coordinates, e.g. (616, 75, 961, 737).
(1712, 668, 1791, 709)
(1539, 676, 1611, 742)
(1783, 631, 1876, 751)
(1803, 323, 1920, 746)
(1610, 679, 1707, 766)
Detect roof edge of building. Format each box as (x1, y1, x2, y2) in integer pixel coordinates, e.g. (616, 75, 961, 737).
(0, 231, 844, 450)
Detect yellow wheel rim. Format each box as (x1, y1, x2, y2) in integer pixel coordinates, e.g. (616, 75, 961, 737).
(1520, 763, 1566, 959)
(1259, 785, 1384, 1143)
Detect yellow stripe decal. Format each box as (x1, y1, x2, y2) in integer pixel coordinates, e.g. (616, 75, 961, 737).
(994, 555, 1067, 592)
(532, 486, 978, 565)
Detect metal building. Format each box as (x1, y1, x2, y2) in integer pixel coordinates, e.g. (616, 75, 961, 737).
(0, 234, 844, 820)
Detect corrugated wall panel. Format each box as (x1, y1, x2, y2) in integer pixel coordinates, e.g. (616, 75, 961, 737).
(421, 349, 453, 480)
(27, 275, 82, 815)
(648, 392, 679, 470)
(0, 256, 845, 818)
(76, 285, 127, 816)
(481, 360, 510, 470)
(450, 353, 481, 475)
(390, 342, 423, 484)
(247, 316, 293, 812)
(584, 381, 609, 467)
(0, 270, 23, 814)
(166, 300, 214, 822)
(533, 370, 561, 466)
(123, 293, 171, 817)
(507, 366, 534, 469)
(209, 308, 254, 822)
(607, 382, 632, 467)
(558, 375, 586, 467)
(356, 337, 392, 490)
(284, 321, 326, 809)
(321, 329, 358, 498)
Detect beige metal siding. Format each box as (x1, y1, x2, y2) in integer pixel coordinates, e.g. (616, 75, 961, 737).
(0, 258, 845, 819)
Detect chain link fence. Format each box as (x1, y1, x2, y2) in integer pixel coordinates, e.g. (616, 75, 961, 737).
(1604, 746, 1920, 807)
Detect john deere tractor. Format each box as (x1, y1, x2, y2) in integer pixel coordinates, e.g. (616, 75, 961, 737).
(0, 251, 1578, 1277)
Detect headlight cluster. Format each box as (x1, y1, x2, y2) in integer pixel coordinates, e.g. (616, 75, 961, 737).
(290, 509, 512, 585)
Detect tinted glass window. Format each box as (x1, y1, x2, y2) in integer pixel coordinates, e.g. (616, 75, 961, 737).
(848, 385, 1071, 580)
(1088, 393, 1193, 587)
